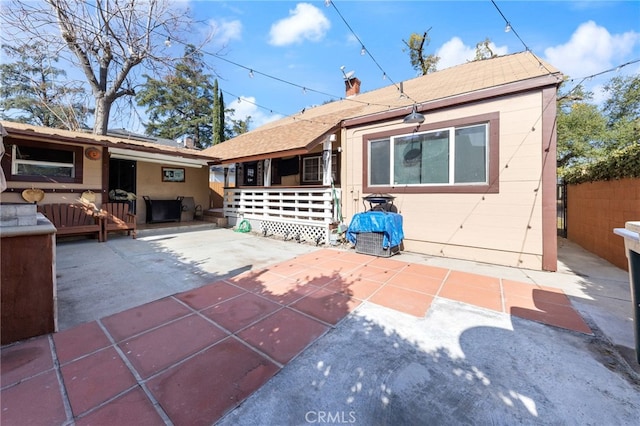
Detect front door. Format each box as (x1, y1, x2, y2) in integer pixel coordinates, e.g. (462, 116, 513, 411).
(109, 158, 137, 212)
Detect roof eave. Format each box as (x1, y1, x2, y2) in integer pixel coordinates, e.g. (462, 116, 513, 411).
(1, 122, 221, 163)
(211, 147, 311, 165)
(343, 73, 563, 128)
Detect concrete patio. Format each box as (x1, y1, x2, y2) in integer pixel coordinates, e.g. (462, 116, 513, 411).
(1, 226, 639, 425)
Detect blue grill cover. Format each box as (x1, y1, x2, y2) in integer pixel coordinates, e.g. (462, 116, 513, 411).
(346, 211, 404, 248)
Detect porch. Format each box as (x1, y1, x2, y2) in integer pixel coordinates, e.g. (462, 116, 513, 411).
(222, 186, 342, 245)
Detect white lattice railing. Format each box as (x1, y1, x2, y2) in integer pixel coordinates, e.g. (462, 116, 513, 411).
(223, 187, 341, 244)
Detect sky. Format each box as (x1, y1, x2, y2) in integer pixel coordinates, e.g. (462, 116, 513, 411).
(3, 0, 639, 133)
(165, 0, 639, 133)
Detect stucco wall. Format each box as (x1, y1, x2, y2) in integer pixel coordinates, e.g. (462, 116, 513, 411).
(135, 162, 210, 224)
(342, 91, 551, 270)
(567, 178, 639, 271)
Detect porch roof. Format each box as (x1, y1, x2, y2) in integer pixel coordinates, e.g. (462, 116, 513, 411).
(204, 51, 562, 163)
(0, 121, 221, 164)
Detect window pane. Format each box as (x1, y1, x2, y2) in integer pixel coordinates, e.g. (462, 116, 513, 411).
(303, 157, 320, 182)
(394, 132, 449, 185)
(420, 132, 449, 184)
(369, 139, 390, 185)
(17, 164, 73, 178)
(455, 125, 487, 183)
(331, 154, 338, 181)
(15, 146, 74, 163)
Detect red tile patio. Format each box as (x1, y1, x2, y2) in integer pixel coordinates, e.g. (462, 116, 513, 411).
(1, 249, 592, 425)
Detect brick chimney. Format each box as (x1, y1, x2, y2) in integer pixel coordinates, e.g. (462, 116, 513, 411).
(345, 77, 361, 97)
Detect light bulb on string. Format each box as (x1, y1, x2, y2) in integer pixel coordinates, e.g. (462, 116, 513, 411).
(360, 46, 366, 56)
(249, 69, 254, 78)
(504, 22, 511, 33)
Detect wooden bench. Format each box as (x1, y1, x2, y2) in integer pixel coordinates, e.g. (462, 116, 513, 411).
(102, 202, 137, 241)
(37, 203, 103, 242)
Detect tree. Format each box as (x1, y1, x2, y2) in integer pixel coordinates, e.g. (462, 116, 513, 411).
(556, 75, 640, 175)
(557, 102, 607, 169)
(600, 75, 640, 153)
(212, 79, 225, 145)
(0, 42, 91, 130)
(556, 83, 605, 170)
(136, 45, 214, 148)
(402, 29, 439, 75)
(472, 38, 497, 61)
(226, 110, 251, 139)
(2, 0, 199, 135)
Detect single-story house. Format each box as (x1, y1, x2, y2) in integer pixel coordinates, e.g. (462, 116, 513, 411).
(203, 51, 563, 271)
(1, 122, 219, 223)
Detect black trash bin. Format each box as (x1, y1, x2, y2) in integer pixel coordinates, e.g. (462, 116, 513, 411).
(614, 221, 640, 364)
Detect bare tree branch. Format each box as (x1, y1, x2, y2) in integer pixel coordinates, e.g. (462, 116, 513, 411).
(2, 0, 206, 134)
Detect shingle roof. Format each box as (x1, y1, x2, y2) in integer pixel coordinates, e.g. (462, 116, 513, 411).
(204, 51, 562, 163)
(0, 121, 219, 161)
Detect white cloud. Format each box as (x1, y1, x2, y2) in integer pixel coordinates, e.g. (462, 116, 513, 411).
(436, 37, 509, 70)
(543, 21, 639, 79)
(268, 3, 330, 46)
(228, 96, 283, 129)
(209, 19, 242, 45)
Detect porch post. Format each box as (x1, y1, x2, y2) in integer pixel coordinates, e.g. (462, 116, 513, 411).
(264, 158, 271, 187)
(322, 138, 332, 186)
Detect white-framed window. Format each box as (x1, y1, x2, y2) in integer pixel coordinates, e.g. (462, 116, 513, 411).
(12, 144, 76, 178)
(302, 156, 322, 183)
(368, 123, 488, 187)
(302, 153, 338, 184)
(5, 141, 84, 183)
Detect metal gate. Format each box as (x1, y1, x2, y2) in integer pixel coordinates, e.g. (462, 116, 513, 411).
(557, 182, 567, 237)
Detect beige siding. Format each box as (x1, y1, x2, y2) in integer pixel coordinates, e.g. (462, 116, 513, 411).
(342, 92, 546, 269)
(136, 162, 210, 224)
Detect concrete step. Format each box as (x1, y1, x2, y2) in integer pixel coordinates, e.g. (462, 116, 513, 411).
(203, 208, 225, 218)
(202, 209, 228, 227)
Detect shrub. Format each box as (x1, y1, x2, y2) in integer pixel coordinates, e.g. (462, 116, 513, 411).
(562, 143, 640, 184)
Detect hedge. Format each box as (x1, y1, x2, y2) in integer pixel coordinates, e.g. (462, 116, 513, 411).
(562, 143, 640, 184)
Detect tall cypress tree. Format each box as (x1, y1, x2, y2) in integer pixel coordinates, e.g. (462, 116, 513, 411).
(212, 79, 225, 145)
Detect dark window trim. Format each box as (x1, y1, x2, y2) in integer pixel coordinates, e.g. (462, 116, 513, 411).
(300, 151, 341, 186)
(2, 139, 84, 184)
(362, 112, 499, 194)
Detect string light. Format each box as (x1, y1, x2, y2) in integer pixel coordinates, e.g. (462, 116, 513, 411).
(560, 58, 640, 101)
(48, 0, 639, 131)
(54, 0, 402, 116)
(491, 1, 529, 52)
(248, 69, 254, 78)
(326, 0, 418, 103)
